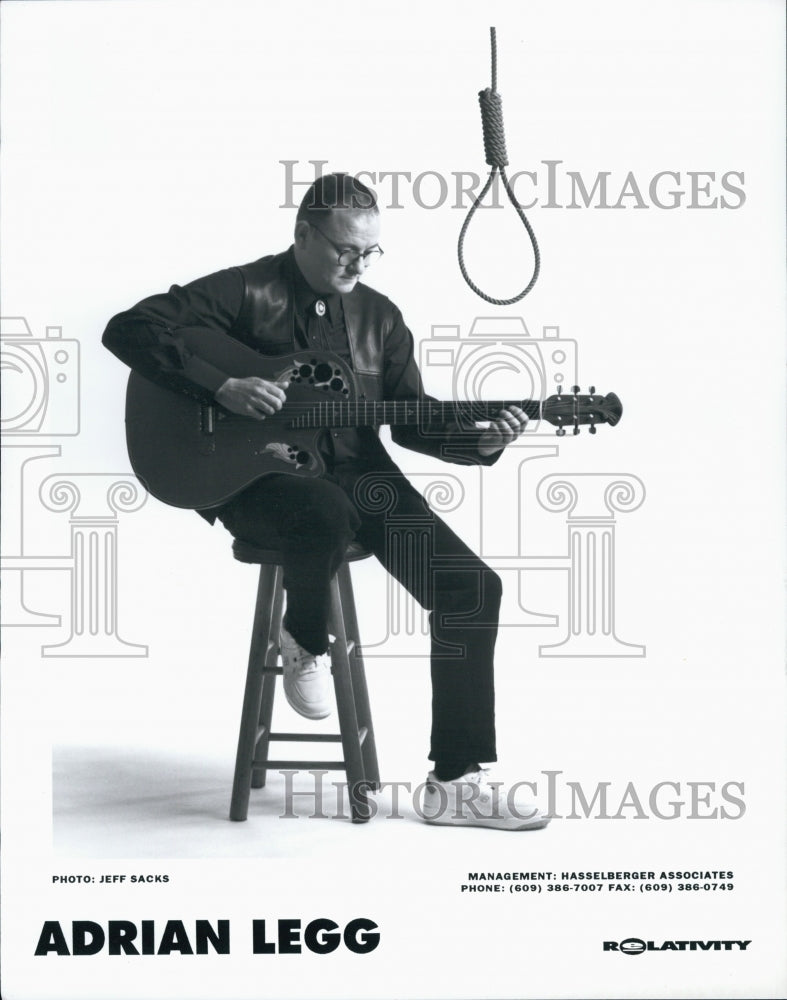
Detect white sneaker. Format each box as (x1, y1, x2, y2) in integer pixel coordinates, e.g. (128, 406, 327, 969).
(421, 767, 550, 831)
(279, 626, 332, 720)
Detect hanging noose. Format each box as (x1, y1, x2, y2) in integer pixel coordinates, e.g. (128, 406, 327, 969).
(458, 27, 540, 304)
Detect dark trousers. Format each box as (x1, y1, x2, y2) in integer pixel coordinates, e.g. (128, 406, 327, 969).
(217, 466, 500, 764)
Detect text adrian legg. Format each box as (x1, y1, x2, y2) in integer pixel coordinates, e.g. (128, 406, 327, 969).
(34, 918, 380, 956)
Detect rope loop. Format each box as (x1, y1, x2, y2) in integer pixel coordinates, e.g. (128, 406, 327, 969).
(458, 28, 540, 305)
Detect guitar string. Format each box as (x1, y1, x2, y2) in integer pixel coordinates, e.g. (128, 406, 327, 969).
(214, 400, 544, 424)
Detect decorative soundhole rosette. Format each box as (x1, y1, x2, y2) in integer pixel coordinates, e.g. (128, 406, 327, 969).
(264, 442, 312, 469)
(287, 357, 349, 395)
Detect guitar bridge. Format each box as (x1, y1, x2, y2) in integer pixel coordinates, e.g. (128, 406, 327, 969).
(199, 404, 216, 455)
(201, 404, 215, 435)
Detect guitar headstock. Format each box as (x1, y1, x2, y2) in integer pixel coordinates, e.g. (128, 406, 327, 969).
(542, 386, 622, 436)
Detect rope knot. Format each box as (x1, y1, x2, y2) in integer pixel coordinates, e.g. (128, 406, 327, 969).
(478, 88, 508, 167)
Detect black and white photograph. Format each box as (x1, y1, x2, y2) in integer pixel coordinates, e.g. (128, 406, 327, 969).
(1, 1, 785, 998)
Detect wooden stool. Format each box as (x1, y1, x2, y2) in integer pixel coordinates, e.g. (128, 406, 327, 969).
(229, 539, 380, 823)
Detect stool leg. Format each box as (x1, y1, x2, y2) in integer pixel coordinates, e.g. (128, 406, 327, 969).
(230, 564, 280, 821)
(328, 574, 371, 823)
(337, 562, 380, 790)
(251, 567, 285, 788)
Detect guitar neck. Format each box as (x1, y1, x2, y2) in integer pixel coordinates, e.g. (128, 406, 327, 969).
(289, 399, 543, 430)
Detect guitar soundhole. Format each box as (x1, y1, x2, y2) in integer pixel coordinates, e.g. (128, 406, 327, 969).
(263, 442, 313, 469)
(290, 359, 350, 395)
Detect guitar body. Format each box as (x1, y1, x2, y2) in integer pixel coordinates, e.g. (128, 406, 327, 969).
(126, 331, 358, 509)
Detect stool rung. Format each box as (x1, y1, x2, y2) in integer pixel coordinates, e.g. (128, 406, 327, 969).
(253, 759, 346, 771)
(270, 732, 342, 742)
(259, 642, 355, 671)
(255, 726, 368, 745)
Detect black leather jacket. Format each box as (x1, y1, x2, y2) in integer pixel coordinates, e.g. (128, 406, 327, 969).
(103, 248, 498, 473)
(234, 251, 390, 407)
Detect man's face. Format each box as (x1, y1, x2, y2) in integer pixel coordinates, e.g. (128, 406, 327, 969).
(293, 210, 381, 295)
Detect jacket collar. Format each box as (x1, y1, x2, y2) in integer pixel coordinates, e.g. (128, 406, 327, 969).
(288, 246, 343, 327)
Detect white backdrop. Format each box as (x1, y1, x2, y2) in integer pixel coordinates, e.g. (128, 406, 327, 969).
(1, 1, 785, 998)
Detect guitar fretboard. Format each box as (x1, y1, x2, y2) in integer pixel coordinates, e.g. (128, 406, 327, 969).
(288, 399, 542, 429)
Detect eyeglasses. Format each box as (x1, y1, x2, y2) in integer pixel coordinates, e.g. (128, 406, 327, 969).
(309, 222, 384, 268)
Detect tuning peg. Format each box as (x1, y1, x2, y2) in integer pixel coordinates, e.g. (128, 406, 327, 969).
(589, 385, 596, 394)
(556, 427, 566, 437)
(589, 425, 597, 434)
(573, 425, 580, 435)
(571, 385, 580, 395)
(556, 385, 563, 396)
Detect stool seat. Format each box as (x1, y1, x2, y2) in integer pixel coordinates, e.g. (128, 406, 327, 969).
(232, 538, 371, 565)
(229, 538, 379, 824)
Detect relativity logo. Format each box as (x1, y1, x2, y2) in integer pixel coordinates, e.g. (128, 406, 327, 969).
(604, 937, 751, 955)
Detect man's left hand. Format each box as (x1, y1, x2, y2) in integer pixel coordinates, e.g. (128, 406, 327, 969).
(477, 406, 528, 457)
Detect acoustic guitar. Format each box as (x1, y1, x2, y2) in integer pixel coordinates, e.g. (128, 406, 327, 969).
(125, 329, 622, 509)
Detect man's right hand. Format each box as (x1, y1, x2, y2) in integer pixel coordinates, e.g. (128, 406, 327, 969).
(214, 377, 289, 420)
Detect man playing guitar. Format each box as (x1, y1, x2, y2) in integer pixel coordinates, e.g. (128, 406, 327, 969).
(103, 172, 549, 831)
